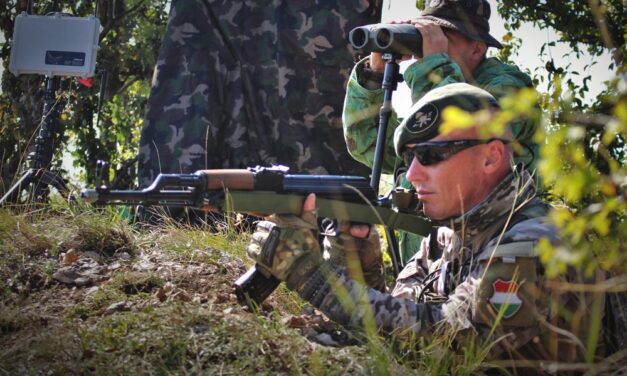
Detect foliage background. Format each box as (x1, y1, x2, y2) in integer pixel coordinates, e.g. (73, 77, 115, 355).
(0, 0, 169, 189)
(494, 1, 626, 278)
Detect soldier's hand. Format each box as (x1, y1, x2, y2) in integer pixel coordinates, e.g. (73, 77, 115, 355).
(411, 19, 448, 57)
(323, 222, 386, 292)
(246, 194, 322, 291)
(369, 52, 385, 72)
(369, 19, 415, 71)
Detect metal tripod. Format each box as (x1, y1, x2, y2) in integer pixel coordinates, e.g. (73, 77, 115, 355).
(370, 52, 405, 276)
(0, 76, 70, 205)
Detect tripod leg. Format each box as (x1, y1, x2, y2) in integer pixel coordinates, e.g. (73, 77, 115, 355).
(0, 170, 35, 205)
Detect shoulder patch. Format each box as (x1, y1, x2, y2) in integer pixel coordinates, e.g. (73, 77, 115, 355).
(489, 279, 523, 319)
(474, 257, 538, 327)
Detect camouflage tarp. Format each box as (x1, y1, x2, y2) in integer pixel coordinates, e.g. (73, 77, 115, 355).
(138, 0, 381, 187)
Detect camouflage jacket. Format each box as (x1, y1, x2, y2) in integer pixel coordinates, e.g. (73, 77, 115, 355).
(137, 0, 380, 187)
(342, 53, 537, 174)
(343, 53, 537, 263)
(299, 169, 603, 363)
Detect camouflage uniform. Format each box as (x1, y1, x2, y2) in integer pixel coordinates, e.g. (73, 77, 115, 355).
(137, 0, 380, 187)
(343, 47, 536, 264)
(343, 55, 536, 173)
(298, 168, 604, 363)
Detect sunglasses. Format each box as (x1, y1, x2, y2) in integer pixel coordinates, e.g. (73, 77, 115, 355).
(402, 138, 510, 167)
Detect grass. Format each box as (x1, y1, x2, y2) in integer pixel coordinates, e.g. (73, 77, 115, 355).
(0, 202, 395, 375)
(0, 198, 620, 375)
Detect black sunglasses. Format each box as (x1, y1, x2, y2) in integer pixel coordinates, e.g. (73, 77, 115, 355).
(402, 138, 510, 167)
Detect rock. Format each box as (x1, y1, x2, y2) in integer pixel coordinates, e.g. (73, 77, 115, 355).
(308, 332, 340, 347)
(52, 258, 109, 286)
(52, 268, 83, 284)
(117, 252, 131, 260)
(104, 301, 131, 315)
(82, 251, 102, 263)
(85, 286, 100, 295)
(74, 277, 91, 287)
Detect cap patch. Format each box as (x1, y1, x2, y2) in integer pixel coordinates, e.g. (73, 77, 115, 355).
(406, 103, 439, 135)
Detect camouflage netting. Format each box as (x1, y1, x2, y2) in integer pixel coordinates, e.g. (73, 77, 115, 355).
(138, 0, 382, 187)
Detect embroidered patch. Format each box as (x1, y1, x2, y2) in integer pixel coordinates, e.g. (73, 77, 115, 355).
(489, 279, 523, 319)
(406, 103, 439, 135)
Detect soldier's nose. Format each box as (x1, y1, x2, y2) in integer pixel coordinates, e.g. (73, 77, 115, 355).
(405, 157, 428, 183)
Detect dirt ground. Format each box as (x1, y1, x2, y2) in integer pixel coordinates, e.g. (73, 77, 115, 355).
(0, 209, 381, 375)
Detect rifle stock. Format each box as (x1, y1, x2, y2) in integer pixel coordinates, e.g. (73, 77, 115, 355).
(81, 165, 430, 305)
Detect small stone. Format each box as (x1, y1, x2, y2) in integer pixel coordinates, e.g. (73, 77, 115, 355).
(309, 332, 340, 347)
(104, 301, 131, 315)
(117, 252, 131, 260)
(85, 286, 100, 295)
(83, 251, 102, 263)
(52, 268, 83, 284)
(74, 277, 91, 287)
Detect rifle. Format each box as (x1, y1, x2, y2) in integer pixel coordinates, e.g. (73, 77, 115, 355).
(81, 162, 430, 305)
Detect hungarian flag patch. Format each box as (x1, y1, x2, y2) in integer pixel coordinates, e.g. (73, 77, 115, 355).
(489, 279, 522, 319)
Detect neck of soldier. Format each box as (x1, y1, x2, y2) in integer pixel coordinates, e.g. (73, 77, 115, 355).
(461, 54, 487, 82)
(435, 167, 537, 250)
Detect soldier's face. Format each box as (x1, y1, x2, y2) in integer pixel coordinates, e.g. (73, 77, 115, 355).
(444, 29, 486, 80)
(404, 130, 494, 220)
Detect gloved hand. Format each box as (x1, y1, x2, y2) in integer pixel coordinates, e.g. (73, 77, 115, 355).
(246, 194, 322, 291)
(323, 222, 386, 292)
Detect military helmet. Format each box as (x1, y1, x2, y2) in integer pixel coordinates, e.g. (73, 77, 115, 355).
(393, 83, 499, 156)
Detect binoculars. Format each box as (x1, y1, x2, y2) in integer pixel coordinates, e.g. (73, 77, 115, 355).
(348, 23, 423, 55)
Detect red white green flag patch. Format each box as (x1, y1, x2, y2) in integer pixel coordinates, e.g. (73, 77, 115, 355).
(489, 279, 522, 319)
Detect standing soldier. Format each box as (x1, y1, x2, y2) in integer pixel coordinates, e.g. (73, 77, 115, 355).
(138, 0, 381, 188)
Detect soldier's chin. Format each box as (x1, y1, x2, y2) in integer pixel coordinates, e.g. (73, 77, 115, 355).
(422, 206, 444, 221)
(422, 204, 460, 221)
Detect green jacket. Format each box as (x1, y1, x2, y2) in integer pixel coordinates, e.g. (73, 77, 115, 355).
(343, 53, 537, 173)
(342, 53, 537, 262)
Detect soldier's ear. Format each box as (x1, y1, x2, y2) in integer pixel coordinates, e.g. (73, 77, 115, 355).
(471, 40, 488, 62)
(483, 140, 505, 174)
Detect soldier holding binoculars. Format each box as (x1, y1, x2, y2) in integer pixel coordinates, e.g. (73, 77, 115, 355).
(343, 0, 540, 264)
